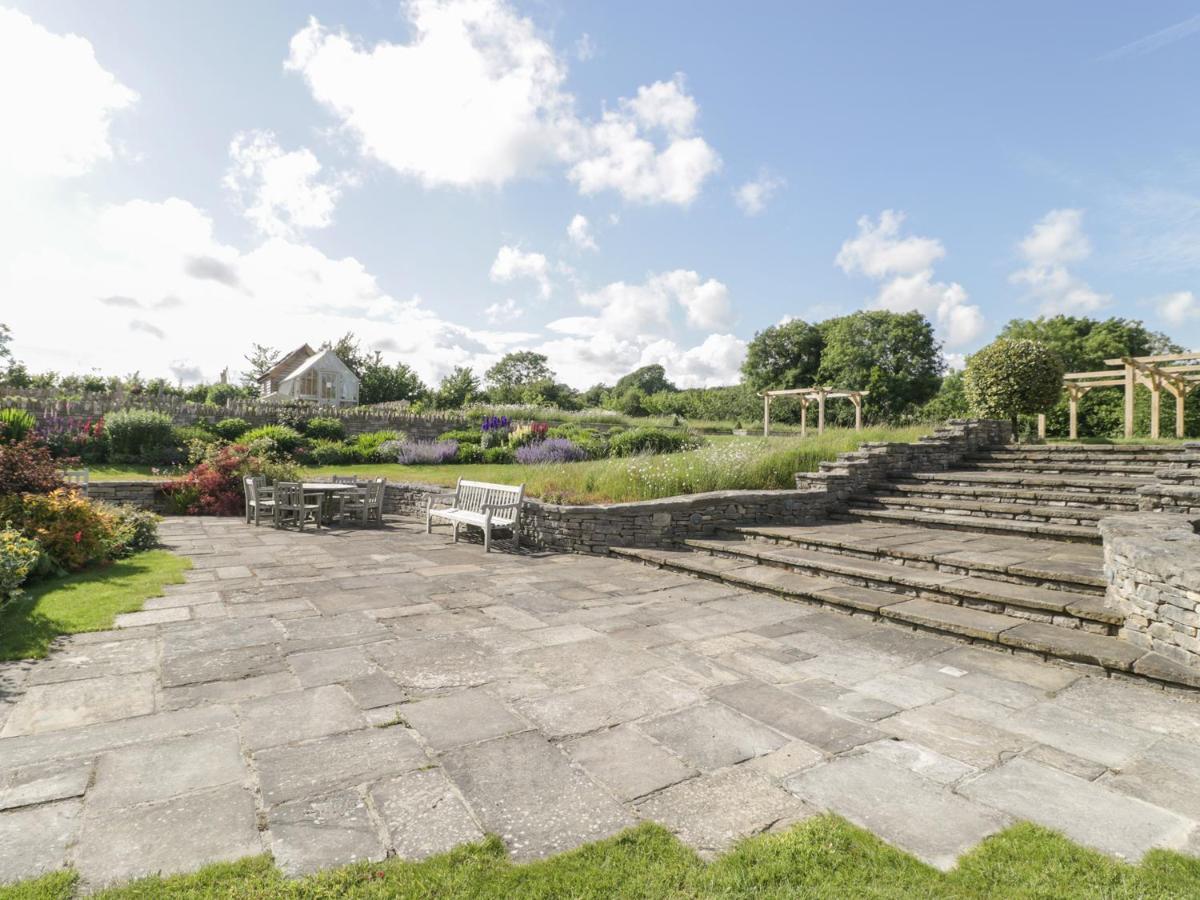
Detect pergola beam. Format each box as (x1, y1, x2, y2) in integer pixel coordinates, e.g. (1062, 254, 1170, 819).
(1058, 351, 1200, 440)
(760, 388, 869, 437)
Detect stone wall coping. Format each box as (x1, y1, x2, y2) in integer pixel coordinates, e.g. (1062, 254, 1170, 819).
(1099, 513, 1200, 586)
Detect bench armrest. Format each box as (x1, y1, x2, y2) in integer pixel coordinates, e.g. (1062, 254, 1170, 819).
(427, 496, 456, 511)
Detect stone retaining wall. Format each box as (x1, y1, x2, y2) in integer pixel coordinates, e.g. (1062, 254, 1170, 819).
(86, 481, 167, 511)
(794, 418, 1013, 502)
(1100, 514, 1200, 671)
(1138, 442, 1200, 515)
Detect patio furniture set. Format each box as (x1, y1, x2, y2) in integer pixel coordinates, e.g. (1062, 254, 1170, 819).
(243, 475, 385, 530)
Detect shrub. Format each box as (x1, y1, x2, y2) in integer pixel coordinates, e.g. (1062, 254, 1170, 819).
(507, 422, 548, 449)
(515, 438, 587, 464)
(437, 429, 482, 445)
(241, 424, 305, 455)
(1, 489, 114, 572)
(964, 339, 1066, 433)
(163, 443, 300, 516)
(211, 417, 251, 440)
(0, 437, 68, 495)
(546, 425, 607, 459)
(482, 446, 515, 465)
(173, 424, 221, 454)
(34, 415, 108, 462)
(0, 524, 41, 605)
(101, 504, 160, 558)
(352, 430, 404, 462)
(303, 417, 345, 441)
(607, 427, 700, 458)
(205, 382, 242, 407)
(0, 408, 35, 443)
(106, 409, 176, 464)
(397, 440, 459, 465)
(308, 439, 357, 466)
(455, 442, 484, 464)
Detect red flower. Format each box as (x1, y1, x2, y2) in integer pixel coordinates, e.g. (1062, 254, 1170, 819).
(74, 530, 83, 543)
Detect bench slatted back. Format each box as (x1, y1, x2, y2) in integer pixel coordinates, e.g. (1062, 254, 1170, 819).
(454, 479, 524, 518)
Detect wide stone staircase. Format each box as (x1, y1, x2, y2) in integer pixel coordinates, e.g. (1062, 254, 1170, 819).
(613, 444, 1194, 687)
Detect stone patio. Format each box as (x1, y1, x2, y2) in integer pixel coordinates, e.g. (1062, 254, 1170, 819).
(2, 516, 1199, 887)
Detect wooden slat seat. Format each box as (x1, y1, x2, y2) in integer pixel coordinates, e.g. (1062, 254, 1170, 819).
(426, 479, 525, 552)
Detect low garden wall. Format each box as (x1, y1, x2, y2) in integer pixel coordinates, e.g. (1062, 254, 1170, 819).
(1100, 514, 1200, 673)
(87, 481, 167, 511)
(1137, 441, 1200, 515)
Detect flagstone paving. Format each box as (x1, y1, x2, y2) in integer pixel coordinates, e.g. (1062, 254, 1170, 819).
(2, 516, 1199, 888)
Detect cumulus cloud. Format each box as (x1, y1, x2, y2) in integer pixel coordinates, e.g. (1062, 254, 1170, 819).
(1158, 290, 1198, 325)
(569, 75, 720, 205)
(484, 298, 523, 324)
(0, 8, 137, 179)
(1010, 209, 1108, 314)
(489, 245, 552, 298)
(734, 170, 785, 216)
(185, 255, 241, 288)
(286, 6, 718, 205)
(836, 211, 984, 348)
(129, 320, 165, 339)
(566, 213, 597, 251)
(224, 130, 342, 237)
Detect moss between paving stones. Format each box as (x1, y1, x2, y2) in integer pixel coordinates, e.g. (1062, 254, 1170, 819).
(3, 816, 1198, 899)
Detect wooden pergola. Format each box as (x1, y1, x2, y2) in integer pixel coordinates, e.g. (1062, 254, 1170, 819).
(1057, 352, 1200, 439)
(760, 388, 868, 437)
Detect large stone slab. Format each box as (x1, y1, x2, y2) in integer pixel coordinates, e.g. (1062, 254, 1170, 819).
(267, 789, 386, 876)
(89, 729, 246, 809)
(637, 766, 810, 853)
(370, 768, 485, 859)
(24, 637, 159, 686)
(0, 758, 93, 811)
(515, 672, 703, 739)
(441, 731, 634, 859)
(880, 701, 1032, 768)
(563, 726, 696, 801)
(1101, 736, 1200, 820)
(400, 687, 527, 751)
(0, 673, 157, 736)
(369, 637, 517, 690)
(286, 646, 379, 688)
(710, 680, 882, 753)
(161, 644, 286, 688)
(637, 701, 787, 771)
(237, 685, 366, 751)
(513, 638, 665, 690)
(0, 800, 81, 884)
(959, 757, 1194, 861)
(785, 751, 1008, 870)
(74, 784, 261, 885)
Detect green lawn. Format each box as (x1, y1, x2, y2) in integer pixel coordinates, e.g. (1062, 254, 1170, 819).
(3, 817, 1198, 899)
(89, 428, 927, 504)
(0, 550, 191, 661)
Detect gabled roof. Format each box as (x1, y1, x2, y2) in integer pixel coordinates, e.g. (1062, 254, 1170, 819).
(282, 347, 360, 385)
(259, 344, 315, 386)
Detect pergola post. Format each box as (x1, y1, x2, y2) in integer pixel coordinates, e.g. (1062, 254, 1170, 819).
(762, 393, 770, 437)
(1177, 390, 1186, 439)
(1124, 362, 1135, 439)
(1068, 387, 1079, 440)
(799, 399, 808, 439)
(852, 393, 862, 431)
(1149, 374, 1161, 440)
(817, 391, 826, 435)
(1037, 414, 1046, 440)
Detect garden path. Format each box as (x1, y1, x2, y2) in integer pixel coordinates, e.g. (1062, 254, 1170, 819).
(1, 516, 1199, 888)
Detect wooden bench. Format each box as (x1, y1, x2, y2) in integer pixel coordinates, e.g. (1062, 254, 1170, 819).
(426, 479, 525, 552)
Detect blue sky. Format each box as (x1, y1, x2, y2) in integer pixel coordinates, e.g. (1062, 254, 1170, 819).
(2, 1, 1199, 388)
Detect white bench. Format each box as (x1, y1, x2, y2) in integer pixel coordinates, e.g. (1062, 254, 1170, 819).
(426, 479, 525, 552)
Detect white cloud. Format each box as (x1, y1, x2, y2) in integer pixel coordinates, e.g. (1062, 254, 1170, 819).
(489, 245, 552, 298)
(224, 131, 342, 237)
(574, 32, 596, 62)
(484, 298, 523, 324)
(734, 170, 785, 216)
(1010, 209, 1109, 314)
(639, 333, 747, 388)
(557, 269, 731, 336)
(566, 213, 598, 251)
(836, 211, 984, 348)
(568, 75, 720, 205)
(1158, 290, 1198, 325)
(0, 7, 137, 179)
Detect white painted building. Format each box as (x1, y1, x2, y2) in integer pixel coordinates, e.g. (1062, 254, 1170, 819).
(258, 344, 360, 406)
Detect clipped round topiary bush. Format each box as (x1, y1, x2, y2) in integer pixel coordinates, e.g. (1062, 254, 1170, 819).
(303, 417, 345, 441)
(211, 417, 251, 440)
(963, 338, 1065, 435)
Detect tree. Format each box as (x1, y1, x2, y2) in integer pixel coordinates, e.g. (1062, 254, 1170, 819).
(580, 383, 610, 408)
(359, 352, 427, 404)
(917, 370, 970, 422)
(0, 323, 11, 364)
(740, 319, 824, 391)
(321, 332, 370, 377)
(241, 344, 280, 387)
(613, 364, 677, 396)
(433, 366, 482, 409)
(963, 338, 1065, 434)
(485, 351, 555, 402)
(816, 311, 942, 422)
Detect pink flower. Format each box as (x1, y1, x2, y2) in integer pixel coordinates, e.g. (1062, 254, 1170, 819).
(74, 530, 83, 543)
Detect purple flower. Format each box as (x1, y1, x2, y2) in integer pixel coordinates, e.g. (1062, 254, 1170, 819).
(396, 440, 459, 465)
(514, 438, 587, 464)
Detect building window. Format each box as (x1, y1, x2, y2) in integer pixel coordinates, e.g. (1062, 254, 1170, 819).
(321, 372, 337, 401)
(299, 370, 318, 396)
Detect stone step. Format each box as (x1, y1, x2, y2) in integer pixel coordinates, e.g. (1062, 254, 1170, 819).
(870, 480, 1139, 511)
(903, 471, 1145, 494)
(731, 523, 1107, 593)
(609, 547, 1147, 677)
(848, 494, 1114, 528)
(962, 460, 1160, 478)
(834, 506, 1101, 544)
(979, 444, 1188, 458)
(682, 537, 1119, 629)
